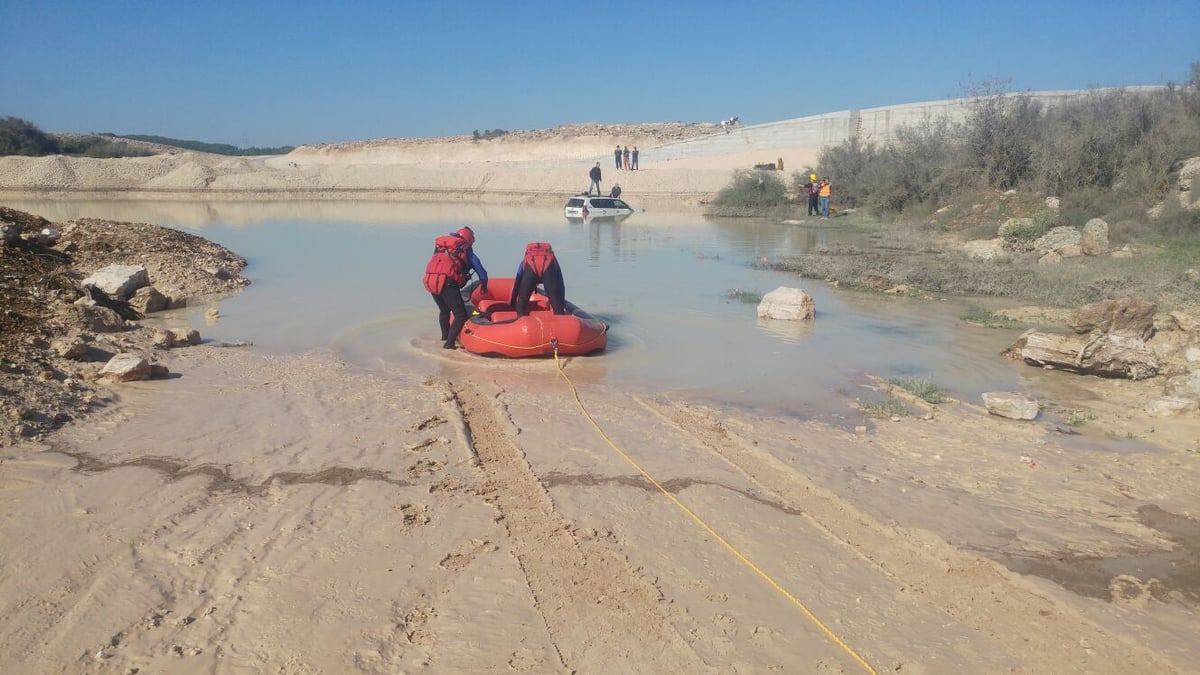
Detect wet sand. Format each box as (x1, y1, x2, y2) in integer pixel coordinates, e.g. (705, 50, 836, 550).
(3, 334, 1198, 672)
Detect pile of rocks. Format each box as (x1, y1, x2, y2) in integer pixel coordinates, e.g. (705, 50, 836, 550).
(1002, 296, 1200, 417)
(963, 217, 1127, 264)
(0, 207, 250, 444)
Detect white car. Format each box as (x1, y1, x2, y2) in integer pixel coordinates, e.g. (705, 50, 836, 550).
(564, 195, 635, 221)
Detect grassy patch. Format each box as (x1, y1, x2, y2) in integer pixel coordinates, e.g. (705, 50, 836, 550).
(764, 229, 1200, 308)
(726, 288, 762, 304)
(1060, 408, 1095, 427)
(961, 306, 1018, 329)
(888, 378, 946, 404)
(859, 396, 910, 418)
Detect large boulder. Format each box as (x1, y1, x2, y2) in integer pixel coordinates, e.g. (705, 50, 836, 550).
(70, 304, 127, 333)
(1081, 218, 1110, 256)
(982, 392, 1039, 420)
(757, 287, 815, 321)
(962, 238, 1010, 261)
(81, 264, 150, 300)
(100, 353, 151, 382)
(129, 286, 169, 314)
(1067, 297, 1157, 340)
(1034, 226, 1083, 258)
(1010, 330, 1159, 380)
(1150, 156, 1200, 216)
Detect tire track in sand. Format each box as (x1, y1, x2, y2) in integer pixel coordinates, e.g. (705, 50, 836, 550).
(444, 377, 707, 674)
(637, 395, 1180, 674)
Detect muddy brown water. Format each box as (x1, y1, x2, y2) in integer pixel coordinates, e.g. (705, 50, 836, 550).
(990, 504, 1200, 606)
(11, 199, 1031, 419)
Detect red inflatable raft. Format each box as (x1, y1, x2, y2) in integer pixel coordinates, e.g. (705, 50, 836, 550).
(460, 278, 608, 358)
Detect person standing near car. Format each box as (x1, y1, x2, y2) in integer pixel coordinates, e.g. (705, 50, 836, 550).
(588, 162, 602, 195)
(623, 146, 631, 170)
(614, 145, 622, 170)
(631, 146, 639, 170)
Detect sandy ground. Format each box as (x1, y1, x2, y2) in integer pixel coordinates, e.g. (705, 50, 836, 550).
(0, 124, 818, 209)
(2, 130, 1199, 673)
(3, 343, 1197, 673)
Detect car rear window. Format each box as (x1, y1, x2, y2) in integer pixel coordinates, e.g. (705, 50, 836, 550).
(566, 198, 585, 207)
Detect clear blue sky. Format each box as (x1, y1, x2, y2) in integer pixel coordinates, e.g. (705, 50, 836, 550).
(2, 0, 1197, 148)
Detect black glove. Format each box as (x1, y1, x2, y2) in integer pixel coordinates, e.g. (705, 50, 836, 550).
(480, 284, 488, 294)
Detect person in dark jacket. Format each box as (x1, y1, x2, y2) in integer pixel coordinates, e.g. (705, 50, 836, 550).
(509, 242, 567, 316)
(588, 162, 602, 195)
(804, 173, 819, 217)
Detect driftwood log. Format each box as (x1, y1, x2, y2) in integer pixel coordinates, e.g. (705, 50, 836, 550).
(1006, 329, 1159, 380)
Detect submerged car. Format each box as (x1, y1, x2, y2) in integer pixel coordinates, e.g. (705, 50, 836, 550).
(564, 195, 635, 221)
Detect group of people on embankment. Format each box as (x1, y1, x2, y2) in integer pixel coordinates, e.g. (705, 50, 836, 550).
(613, 144, 639, 171)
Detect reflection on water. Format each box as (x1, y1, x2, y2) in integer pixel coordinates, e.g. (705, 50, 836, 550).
(756, 317, 815, 343)
(5, 199, 1027, 417)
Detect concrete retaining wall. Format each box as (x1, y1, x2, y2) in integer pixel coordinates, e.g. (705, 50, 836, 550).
(646, 86, 1167, 161)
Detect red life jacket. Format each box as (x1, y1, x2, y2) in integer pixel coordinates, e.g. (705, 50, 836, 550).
(422, 234, 470, 293)
(522, 242, 555, 277)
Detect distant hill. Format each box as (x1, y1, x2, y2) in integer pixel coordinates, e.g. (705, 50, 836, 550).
(0, 116, 294, 158)
(120, 134, 295, 156)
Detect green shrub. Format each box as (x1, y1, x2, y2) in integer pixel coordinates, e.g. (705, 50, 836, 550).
(1, 117, 285, 157)
(998, 217, 1047, 244)
(889, 377, 946, 404)
(816, 62, 1200, 241)
(1060, 408, 1095, 427)
(59, 136, 153, 158)
(726, 289, 762, 304)
(0, 116, 58, 155)
(860, 395, 910, 418)
(471, 129, 509, 141)
(710, 169, 789, 213)
(960, 307, 1018, 328)
(123, 134, 294, 155)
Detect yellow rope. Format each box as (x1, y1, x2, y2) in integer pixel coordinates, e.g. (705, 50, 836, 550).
(552, 348, 878, 674)
(465, 331, 606, 352)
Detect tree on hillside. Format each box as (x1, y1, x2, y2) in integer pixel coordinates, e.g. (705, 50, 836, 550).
(0, 116, 58, 156)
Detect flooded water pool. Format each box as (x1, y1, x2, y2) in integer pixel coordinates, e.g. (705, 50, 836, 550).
(8, 199, 1027, 417)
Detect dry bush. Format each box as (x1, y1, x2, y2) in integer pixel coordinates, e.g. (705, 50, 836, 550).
(709, 169, 790, 215)
(817, 63, 1200, 243)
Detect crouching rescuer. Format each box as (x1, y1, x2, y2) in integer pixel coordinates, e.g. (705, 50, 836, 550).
(510, 241, 567, 316)
(422, 226, 488, 349)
